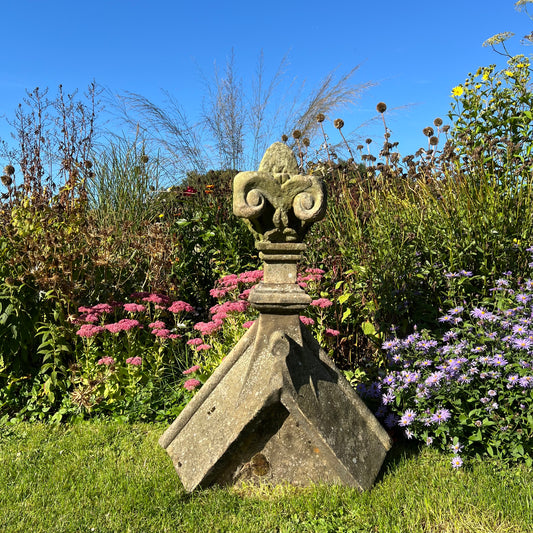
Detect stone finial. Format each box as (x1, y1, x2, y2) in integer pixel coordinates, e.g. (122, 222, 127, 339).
(233, 142, 326, 243)
(159, 141, 391, 492)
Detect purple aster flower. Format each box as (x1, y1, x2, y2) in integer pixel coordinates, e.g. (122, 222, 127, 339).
(438, 314, 454, 323)
(402, 332, 420, 347)
(425, 371, 445, 387)
(431, 408, 451, 424)
(403, 371, 421, 385)
(495, 278, 510, 288)
(443, 331, 458, 342)
(384, 413, 399, 428)
(512, 324, 528, 335)
(471, 345, 486, 354)
(382, 339, 400, 351)
(416, 339, 438, 352)
(507, 374, 519, 388)
(490, 355, 508, 367)
(513, 338, 532, 350)
(366, 382, 382, 399)
(450, 442, 463, 453)
(448, 306, 464, 316)
(399, 409, 417, 427)
(375, 405, 388, 418)
(382, 374, 396, 386)
(451, 456, 463, 469)
(519, 376, 533, 388)
(516, 293, 531, 304)
(470, 307, 491, 320)
(381, 391, 396, 405)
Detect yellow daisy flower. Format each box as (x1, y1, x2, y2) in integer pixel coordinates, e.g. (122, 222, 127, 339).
(451, 86, 464, 97)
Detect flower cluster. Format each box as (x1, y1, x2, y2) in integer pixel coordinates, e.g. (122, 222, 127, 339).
(362, 256, 533, 467)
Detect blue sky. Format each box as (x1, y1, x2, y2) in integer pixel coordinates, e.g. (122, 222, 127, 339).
(1, 0, 532, 169)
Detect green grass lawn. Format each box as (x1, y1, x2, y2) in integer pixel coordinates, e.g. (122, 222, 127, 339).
(1, 421, 532, 532)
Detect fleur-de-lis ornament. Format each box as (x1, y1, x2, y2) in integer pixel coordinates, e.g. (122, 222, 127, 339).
(233, 143, 326, 243)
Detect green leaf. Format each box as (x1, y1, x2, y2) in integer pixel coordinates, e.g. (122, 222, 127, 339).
(469, 429, 483, 442)
(361, 321, 376, 336)
(337, 292, 352, 305)
(341, 308, 352, 322)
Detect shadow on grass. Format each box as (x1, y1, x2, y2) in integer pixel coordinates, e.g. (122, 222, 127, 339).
(374, 434, 424, 485)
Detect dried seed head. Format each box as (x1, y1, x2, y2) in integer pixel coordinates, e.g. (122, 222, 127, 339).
(83, 160, 93, 169)
(140, 155, 149, 163)
(1, 175, 12, 187)
(429, 136, 439, 146)
(4, 165, 15, 176)
(433, 117, 443, 127)
(281, 134, 289, 142)
(334, 119, 344, 129)
(303, 137, 310, 147)
(365, 138, 372, 144)
(357, 145, 364, 150)
(442, 125, 450, 133)
(292, 130, 302, 139)
(376, 102, 387, 113)
(423, 127, 434, 137)
(316, 113, 325, 123)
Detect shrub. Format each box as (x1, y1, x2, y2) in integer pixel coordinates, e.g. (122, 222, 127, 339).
(360, 248, 533, 466)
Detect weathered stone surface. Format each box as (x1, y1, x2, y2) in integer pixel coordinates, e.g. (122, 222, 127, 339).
(159, 142, 391, 492)
(160, 313, 391, 491)
(232, 143, 326, 243)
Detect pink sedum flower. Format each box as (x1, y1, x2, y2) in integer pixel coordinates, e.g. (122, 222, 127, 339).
(196, 343, 211, 351)
(325, 328, 341, 337)
(126, 356, 142, 366)
(183, 365, 200, 375)
(300, 316, 315, 326)
(80, 313, 100, 323)
(311, 298, 333, 308)
(153, 328, 171, 338)
(97, 356, 115, 366)
(242, 320, 255, 329)
(92, 303, 114, 314)
(187, 337, 204, 345)
(184, 378, 201, 391)
(237, 270, 263, 283)
(210, 288, 228, 298)
(105, 319, 141, 333)
(149, 321, 166, 330)
(194, 320, 223, 336)
(167, 300, 194, 313)
(142, 293, 171, 305)
(76, 324, 105, 337)
(123, 303, 146, 313)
